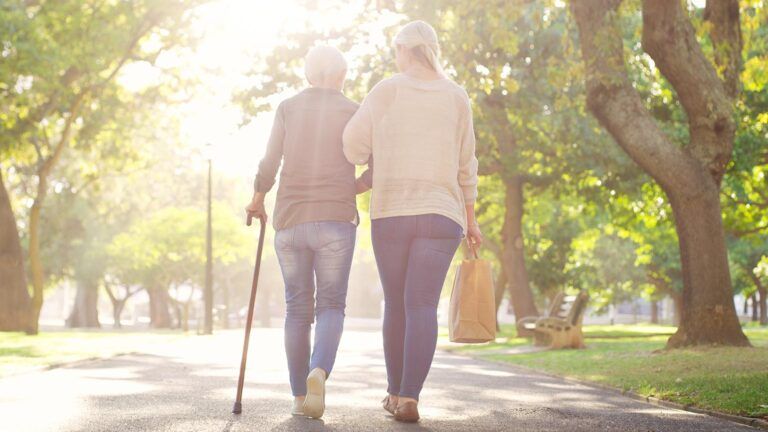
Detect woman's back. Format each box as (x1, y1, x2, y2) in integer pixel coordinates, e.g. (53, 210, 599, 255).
(344, 73, 478, 231)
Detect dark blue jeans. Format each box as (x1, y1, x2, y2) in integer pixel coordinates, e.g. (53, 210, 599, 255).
(275, 221, 356, 396)
(371, 214, 462, 400)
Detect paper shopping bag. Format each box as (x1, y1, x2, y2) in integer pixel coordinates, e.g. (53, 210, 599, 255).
(448, 256, 497, 343)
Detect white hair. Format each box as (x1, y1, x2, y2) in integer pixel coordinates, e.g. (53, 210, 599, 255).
(393, 20, 444, 74)
(304, 45, 348, 84)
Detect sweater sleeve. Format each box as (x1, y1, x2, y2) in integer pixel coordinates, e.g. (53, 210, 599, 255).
(358, 156, 374, 188)
(458, 95, 479, 204)
(253, 102, 286, 193)
(342, 98, 373, 166)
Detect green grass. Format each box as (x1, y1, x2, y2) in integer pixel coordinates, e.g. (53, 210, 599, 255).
(444, 324, 768, 419)
(0, 330, 185, 377)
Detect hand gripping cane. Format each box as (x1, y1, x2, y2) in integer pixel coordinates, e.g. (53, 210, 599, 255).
(232, 214, 266, 414)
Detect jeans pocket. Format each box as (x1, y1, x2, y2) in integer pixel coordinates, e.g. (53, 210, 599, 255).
(316, 222, 355, 253)
(275, 226, 294, 250)
(428, 214, 463, 240)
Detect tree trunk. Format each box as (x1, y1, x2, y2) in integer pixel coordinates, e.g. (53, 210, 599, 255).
(494, 268, 508, 332)
(650, 300, 659, 324)
(501, 176, 538, 330)
(112, 299, 126, 329)
(632, 300, 639, 324)
(28, 187, 45, 333)
(147, 287, 172, 328)
(181, 302, 190, 332)
(750, 274, 767, 326)
(66, 281, 101, 328)
(571, 0, 749, 347)
(751, 294, 758, 322)
(666, 189, 748, 346)
(0, 167, 33, 333)
(166, 295, 185, 330)
(104, 285, 140, 329)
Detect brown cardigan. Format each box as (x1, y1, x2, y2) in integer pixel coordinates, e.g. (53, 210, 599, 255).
(254, 87, 363, 230)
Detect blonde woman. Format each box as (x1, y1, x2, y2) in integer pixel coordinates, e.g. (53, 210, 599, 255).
(343, 20, 482, 423)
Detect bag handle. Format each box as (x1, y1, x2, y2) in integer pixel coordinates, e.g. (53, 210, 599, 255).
(468, 240, 479, 260)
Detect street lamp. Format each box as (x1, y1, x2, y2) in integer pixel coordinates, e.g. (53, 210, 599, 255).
(203, 142, 214, 335)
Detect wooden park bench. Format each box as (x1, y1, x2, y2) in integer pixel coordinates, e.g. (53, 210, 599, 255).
(516, 292, 566, 337)
(516, 291, 589, 349)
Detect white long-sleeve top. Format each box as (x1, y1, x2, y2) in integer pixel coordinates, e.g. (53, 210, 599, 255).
(343, 73, 479, 232)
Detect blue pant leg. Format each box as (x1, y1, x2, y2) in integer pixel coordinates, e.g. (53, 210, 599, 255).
(275, 224, 315, 396)
(309, 222, 356, 376)
(371, 216, 415, 396)
(400, 215, 462, 400)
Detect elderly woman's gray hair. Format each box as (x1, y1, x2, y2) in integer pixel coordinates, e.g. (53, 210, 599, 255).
(304, 45, 348, 84)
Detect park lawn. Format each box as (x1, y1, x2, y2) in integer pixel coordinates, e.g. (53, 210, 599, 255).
(0, 330, 185, 378)
(443, 324, 768, 419)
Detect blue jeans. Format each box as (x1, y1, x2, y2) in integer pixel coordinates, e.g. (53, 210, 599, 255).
(371, 214, 462, 400)
(275, 221, 356, 396)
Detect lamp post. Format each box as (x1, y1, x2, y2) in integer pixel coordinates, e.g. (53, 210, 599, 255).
(203, 142, 213, 335)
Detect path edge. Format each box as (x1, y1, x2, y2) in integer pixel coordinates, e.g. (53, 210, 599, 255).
(443, 348, 768, 431)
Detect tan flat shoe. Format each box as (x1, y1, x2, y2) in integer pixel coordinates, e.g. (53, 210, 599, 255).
(394, 400, 419, 423)
(382, 395, 397, 415)
(291, 397, 305, 416)
(303, 368, 326, 419)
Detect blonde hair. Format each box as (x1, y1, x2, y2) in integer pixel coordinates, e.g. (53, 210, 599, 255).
(393, 20, 444, 74)
(304, 45, 347, 84)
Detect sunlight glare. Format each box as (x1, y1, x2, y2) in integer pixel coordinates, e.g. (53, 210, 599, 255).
(121, 0, 374, 178)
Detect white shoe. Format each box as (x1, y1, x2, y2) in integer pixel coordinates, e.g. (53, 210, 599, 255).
(291, 397, 305, 416)
(303, 368, 326, 419)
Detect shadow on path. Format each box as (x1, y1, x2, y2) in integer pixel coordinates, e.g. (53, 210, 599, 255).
(0, 329, 756, 432)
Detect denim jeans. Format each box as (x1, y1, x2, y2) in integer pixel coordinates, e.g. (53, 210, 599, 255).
(371, 214, 462, 400)
(275, 221, 356, 396)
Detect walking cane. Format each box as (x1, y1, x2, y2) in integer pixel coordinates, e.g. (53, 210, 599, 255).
(232, 214, 267, 414)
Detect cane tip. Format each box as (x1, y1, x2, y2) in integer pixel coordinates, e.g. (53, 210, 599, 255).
(232, 402, 242, 414)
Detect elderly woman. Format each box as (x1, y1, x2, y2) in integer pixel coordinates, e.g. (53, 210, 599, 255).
(343, 21, 483, 423)
(246, 46, 368, 419)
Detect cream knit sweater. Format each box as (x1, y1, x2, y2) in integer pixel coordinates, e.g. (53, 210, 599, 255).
(343, 74, 479, 232)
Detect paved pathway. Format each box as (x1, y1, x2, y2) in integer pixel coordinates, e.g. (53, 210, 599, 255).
(0, 328, 756, 432)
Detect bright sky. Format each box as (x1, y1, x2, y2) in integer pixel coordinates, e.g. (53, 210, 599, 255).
(120, 0, 386, 179)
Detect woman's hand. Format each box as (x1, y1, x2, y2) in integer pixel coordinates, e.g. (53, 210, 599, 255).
(465, 204, 483, 253)
(245, 195, 267, 225)
(466, 223, 484, 252)
(355, 178, 371, 194)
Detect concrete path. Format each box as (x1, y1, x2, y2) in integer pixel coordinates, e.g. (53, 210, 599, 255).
(0, 328, 756, 432)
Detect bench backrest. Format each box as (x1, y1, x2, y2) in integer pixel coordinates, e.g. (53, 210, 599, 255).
(553, 294, 579, 319)
(566, 291, 589, 326)
(546, 292, 566, 318)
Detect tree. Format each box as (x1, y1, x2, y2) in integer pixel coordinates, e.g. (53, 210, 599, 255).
(0, 4, 37, 332)
(399, 1, 646, 330)
(0, 168, 31, 332)
(53, 190, 106, 328)
(108, 205, 251, 329)
(571, 0, 749, 347)
(722, 0, 768, 326)
(103, 278, 141, 329)
(729, 236, 768, 325)
(0, 0, 200, 333)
